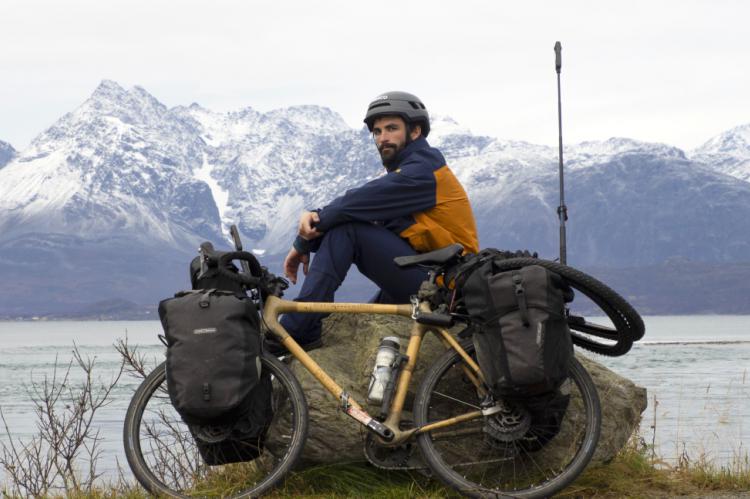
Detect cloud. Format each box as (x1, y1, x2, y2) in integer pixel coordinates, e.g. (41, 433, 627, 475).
(0, 0, 748, 151)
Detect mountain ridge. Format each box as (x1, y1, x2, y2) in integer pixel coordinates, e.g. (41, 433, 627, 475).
(1, 80, 749, 315)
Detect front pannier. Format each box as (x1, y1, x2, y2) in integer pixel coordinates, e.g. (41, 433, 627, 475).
(159, 289, 262, 424)
(188, 371, 274, 465)
(158, 284, 272, 465)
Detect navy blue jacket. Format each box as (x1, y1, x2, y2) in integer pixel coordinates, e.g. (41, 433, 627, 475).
(294, 137, 478, 255)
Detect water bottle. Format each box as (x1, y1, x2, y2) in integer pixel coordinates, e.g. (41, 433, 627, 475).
(367, 336, 401, 404)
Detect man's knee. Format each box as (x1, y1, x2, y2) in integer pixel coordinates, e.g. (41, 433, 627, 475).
(317, 222, 357, 245)
(317, 222, 386, 255)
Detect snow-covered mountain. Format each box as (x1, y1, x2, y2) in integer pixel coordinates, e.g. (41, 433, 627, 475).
(0, 140, 15, 168)
(0, 81, 219, 245)
(691, 123, 750, 181)
(1, 80, 749, 315)
(171, 102, 381, 251)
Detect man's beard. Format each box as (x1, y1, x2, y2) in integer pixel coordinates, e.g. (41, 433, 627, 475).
(379, 143, 404, 171)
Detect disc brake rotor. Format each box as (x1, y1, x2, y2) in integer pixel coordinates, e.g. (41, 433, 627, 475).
(483, 401, 532, 443)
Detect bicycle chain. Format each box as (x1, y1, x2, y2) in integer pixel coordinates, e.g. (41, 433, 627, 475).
(363, 431, 430, 472)
(363, 419, 430, 472)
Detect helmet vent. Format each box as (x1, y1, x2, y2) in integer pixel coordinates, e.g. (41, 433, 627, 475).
(368, 102, 391, 111)
(408, 101, 420, 110)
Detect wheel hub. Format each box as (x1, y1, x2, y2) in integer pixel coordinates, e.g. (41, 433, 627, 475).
(191, 422, 233, 443)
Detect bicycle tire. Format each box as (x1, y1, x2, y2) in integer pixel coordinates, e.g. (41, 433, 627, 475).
(489, 257, 645, 356)
(414, 342, 601, 498)
(123, 353, 308, 498)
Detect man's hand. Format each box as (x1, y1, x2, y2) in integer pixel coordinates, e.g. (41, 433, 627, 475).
(283, 246, 310, 285)
(298, 211, 322, 240)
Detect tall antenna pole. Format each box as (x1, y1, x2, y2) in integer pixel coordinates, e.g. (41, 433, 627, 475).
(555, 41, 568, 265)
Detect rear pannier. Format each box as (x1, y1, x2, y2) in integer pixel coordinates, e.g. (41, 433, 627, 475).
(462, 262, 574, 398)
(456, 250, 575, 445)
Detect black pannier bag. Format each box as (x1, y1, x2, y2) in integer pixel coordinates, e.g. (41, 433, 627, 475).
(457, 250, 575, 444)
(158, 253, 273, 464)
(188, 371, 274, 466)
(159, 289, 261, 424)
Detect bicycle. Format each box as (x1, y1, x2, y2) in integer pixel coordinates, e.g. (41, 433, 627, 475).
(124, 235, 643, 498)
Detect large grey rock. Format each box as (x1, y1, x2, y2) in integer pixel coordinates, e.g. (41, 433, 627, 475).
(282, 313, 647, 465)
(578, 354, 648, 464)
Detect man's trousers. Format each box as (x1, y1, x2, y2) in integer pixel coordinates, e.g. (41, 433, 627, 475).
(279, 222, 428, 343)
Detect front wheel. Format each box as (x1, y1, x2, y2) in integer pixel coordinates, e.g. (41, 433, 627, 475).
(414, 342, 601, 498)
(123, 353, 308, 498)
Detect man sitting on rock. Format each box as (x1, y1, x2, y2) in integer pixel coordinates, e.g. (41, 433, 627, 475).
(270, 91, 479, 355)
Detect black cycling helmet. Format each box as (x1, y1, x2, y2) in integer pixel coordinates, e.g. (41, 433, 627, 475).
(364, 91, 430, 138)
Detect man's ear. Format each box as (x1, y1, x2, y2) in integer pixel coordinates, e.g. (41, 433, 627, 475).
(409, 124, 422, 141)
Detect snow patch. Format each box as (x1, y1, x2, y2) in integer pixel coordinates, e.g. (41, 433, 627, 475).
(691, 123, 750, 181)
(256, 194, 305, 251)
(194, 151, 229, 228)
(428, 114, 472, 145)
(0, 149, 79, 212)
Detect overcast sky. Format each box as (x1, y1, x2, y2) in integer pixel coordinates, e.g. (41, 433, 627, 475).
(1, 0, 747, 152)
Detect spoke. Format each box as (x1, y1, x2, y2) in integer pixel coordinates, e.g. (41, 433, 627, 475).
(430, 390, 481, 410)
(450, 455, 517, 467)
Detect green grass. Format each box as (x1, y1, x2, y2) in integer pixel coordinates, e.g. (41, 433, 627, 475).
(268, 436, 750, 498)
(559, 436, 750, 498)
(267, 462, 458, 498)
(7, 438, 750, 498)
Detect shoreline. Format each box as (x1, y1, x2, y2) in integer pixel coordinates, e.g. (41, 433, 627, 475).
(639, 339, 750, 346)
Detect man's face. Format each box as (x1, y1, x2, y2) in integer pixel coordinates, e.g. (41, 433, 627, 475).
(372, 116, 417, 169)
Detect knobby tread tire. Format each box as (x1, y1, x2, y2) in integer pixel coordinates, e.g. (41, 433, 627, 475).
(414, 341, 601, 498)
(489, 257, 645, 356)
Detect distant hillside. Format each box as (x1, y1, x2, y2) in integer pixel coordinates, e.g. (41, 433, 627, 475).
(1, 80, 749, 315)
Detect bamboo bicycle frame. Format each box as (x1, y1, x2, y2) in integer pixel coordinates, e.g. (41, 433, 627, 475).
(262, 295, 487, 446)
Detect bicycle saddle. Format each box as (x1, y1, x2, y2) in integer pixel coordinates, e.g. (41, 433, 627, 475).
(393, 243, 464, 268)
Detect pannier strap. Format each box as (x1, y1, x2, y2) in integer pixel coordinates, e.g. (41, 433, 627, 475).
(512, 272, 530, 326)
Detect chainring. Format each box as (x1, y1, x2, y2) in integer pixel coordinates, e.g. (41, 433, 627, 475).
(363, 421, 429, 472)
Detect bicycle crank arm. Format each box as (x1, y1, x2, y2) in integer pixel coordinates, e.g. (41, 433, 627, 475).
(343, 403, 395, 442)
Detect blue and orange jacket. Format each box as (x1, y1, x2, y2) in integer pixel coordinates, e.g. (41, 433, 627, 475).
(295, 137, 479, 255)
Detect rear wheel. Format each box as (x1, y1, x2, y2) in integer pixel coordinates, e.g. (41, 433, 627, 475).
(414, 342, 600, 498)
(123, 353, 308, 497)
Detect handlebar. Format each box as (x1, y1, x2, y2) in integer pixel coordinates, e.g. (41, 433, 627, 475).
(216, 251, 289, 297)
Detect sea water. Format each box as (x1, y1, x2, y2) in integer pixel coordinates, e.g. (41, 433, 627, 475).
(0, 316, 748, 485)
(596, 315, 750, 466)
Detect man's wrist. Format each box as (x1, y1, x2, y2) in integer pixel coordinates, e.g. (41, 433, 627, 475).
(293, 235, 313, 254)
